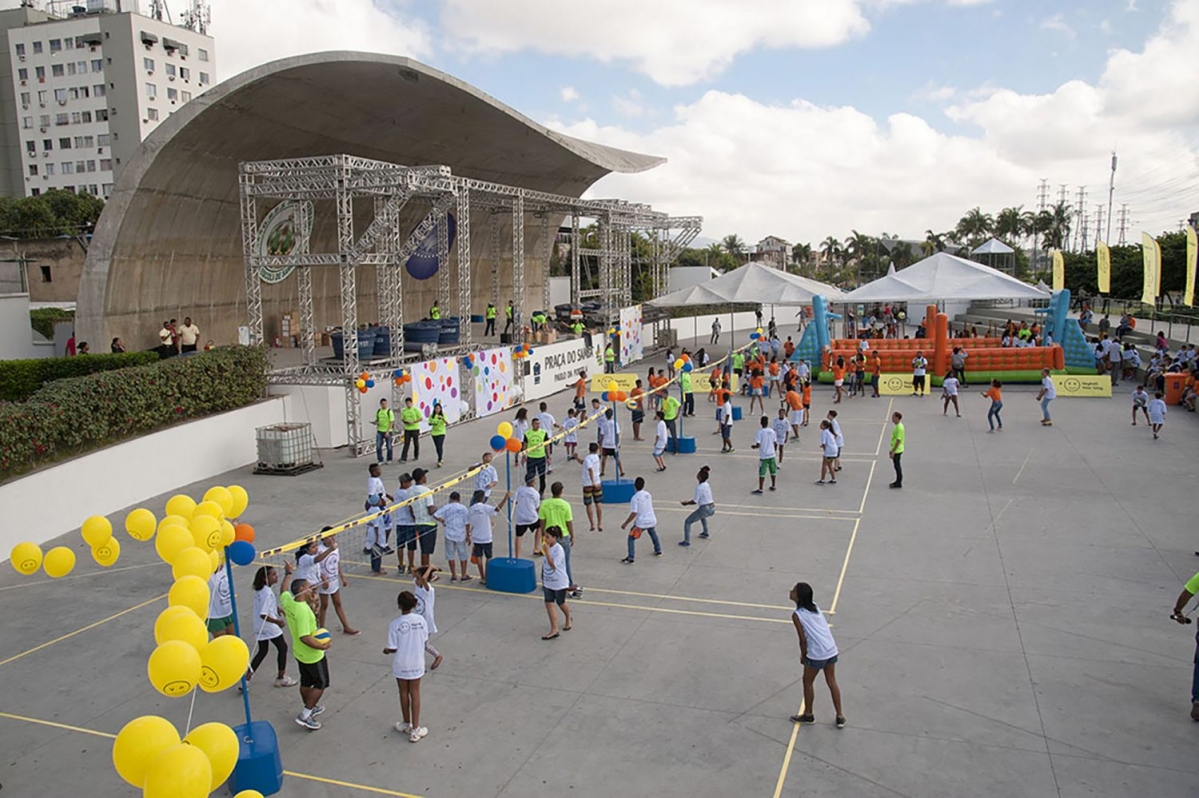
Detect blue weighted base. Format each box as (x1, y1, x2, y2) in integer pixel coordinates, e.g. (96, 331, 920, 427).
(487, 557, 537, 594)
(666, 436, 697, 454)
(602, 478, 636, 503)
(716, 407, 743, 421)
(229, 720, 283, 796)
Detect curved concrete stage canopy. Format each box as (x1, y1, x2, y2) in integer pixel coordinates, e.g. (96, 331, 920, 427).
(77, 52, 664, 348)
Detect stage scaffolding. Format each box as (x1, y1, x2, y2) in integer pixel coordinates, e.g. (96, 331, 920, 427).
(239, 153, 701, 456)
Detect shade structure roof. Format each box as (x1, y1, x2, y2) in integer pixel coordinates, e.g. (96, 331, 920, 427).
(649, 262, 845, 307)
(843, 252, 1047, 303)
(971, 238, 1016, 255)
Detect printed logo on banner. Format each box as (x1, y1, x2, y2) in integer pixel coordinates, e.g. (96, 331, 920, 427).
(257, 200, 313, 284)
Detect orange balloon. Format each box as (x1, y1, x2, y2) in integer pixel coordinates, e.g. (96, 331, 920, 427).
(505, 437, 522, 453)
(233, 523, 255, 543)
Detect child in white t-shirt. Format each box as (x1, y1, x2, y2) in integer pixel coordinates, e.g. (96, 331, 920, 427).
(316, 537, 359, 637)
(384, 590, 430, 743)
(245, 565, 297, 688)
(942, 372, 960, 417)
(1147, 391, 1167, 440)
(1131, 385, 1150, 425)
(562, 409, 580, 462)
(365, 463, 393, 569)
(466, 489, 510, 583)
(772, 409, 791, 465)
(412, 565, 443, 670)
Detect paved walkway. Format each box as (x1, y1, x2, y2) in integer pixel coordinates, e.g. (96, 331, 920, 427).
(2, 327, 1197, 797)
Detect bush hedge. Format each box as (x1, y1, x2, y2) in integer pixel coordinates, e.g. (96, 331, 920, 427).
(0, 346, 268, 481)
(0, 350, 159, 402)
(29, 307, 74, 340)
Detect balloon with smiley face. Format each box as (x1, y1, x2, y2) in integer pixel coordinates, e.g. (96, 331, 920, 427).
(199, 635, 250, 693)
(147, 639, 202, 697)
(188, 515, 222, 553)
(91, 536, 121, 567)
(9, 541, 42, 575)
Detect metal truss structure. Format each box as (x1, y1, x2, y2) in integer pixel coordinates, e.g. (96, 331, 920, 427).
(239, 153, 699, 456)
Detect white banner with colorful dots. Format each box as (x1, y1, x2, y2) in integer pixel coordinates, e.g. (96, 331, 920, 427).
(619, 304, 644, 366)
(411, 357, 465, 432)
(468, 347, 514, 418)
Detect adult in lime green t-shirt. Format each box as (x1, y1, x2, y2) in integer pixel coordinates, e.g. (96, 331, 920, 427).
(680, 370, 694, 416)
(484, 303, 497, 336)
(523, 419, 550, 493)
(1170, 570, 1199, 721)
(279, 561, 330, 729)
(538, 481, 578, 593)
(889, 411, 905, 489)
(604, 344, 616, 373)
(429, 403, 448, 468)
(429, 300, 441, 321)
(662, 394, 680, 447)
(373, 398, 395, 463)
(401, 397, 422, 462)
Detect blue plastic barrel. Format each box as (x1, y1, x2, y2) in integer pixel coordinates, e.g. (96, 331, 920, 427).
(373, 326, 391, 357)
(331, 331, 344, 360)
(403, 321, 442, 352)
(438, 317, 460, 345)
(356, 327, 376, 361)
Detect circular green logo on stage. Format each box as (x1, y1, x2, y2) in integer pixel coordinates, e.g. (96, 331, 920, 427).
(257, 201, 311, 284)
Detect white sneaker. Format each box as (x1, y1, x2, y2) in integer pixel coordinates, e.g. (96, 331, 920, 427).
(295, 713, 321, 731)
(395, 721, 411, 734)
(274, 675, 298, 688)
(408, 726, 428, 742)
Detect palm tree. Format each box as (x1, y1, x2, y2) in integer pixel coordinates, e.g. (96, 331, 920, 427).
(922, 229, 947, 256)
(994, 206, 1026, 243)
(955, 207, 994, 246)
(1037, 202, 1073, 250)
(789, 242, 813, 275)
(820, 235, 843, 266)
(720, 234, 746, 263)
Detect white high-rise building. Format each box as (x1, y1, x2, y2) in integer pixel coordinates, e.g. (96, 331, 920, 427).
(0, 1, 214, 200)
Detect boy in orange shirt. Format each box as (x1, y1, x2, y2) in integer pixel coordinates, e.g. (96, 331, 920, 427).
(802, 380, 813, 426)
(831, 359, 846, 404)
(785, 384, 804, 439)
(870, 351, 883, 398)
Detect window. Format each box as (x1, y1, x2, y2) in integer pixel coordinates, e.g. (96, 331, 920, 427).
(95, 108, 108, 121)
(180, 67, 189, 80)
(61, 161, 73, 174)
(166, 87, 177, 101)
(80, 111, 91, 123)
(54, 88, 67, 103)
(78, 87, 89, 99)
(28, 164, 37, 176)
(86, 160, 95, 172)
(99, 158, 112, 171)
(51, 64, 63, 77)
(37, 90, 47, 104)
(64, 36, 74, 50)
(35, 66, 45, 80)
(76, 60, 87, 73)
(74, 135, 93, 147)
(94, 84, 105, 97)
(15, 43, 25, 57)
(145, 82, 156, 99)
(55, 113, 68, 126)
(44, 163, 54, 175)
(76, 160, 86, 172)
(165, 63, 176, 78)
(181, 91, 191, 102)
(69, 111, 80, 124)
(59, 137, 71, 149)
(25, 140, 35, 155)
(21, 116, 32, 129)
(19, 91, 30, 106)
(49, 39, 61, 53)
(199, 72, 209, 85)
(97, 133, 110, 146)
(143, 57, 154, 72)
(146, 107, 159, 121)
(66, 62, 76, 76)
(91, 59, 102, 72)
(198, 48, 209, 62)
(40, 266, 51, 283)
(18, 68, 28, 81)
(30, 188, 39, 196)
(102, 183, 113, 197)
(63, 185, 74, 194)
(39, 113, 50, 127)
(32, 41, 42, 54)
(42, 139, 52, 150)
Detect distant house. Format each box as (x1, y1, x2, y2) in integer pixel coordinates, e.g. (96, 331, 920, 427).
(754, 235, 790, 269)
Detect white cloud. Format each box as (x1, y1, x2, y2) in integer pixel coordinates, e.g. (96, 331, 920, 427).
(207, 0, 433, 81)
(545, 1, 1199, 243)
(1100, 18, 1112, 34)
(441, 0, 871, 86)
(612, 89, 646, 118)
(1040, 12, 1077, 39)
(560, 86, 580, 102)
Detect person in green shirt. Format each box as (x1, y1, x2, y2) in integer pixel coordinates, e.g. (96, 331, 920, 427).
(429, 403, 447, 468)
(888, 411, 905, 489)
(523, 418, 550, 494)
(484, 302, 497, 336)
(1169, 570, 1199, 720)
(662, 394, 680, 450)
(571, 320, 585, 336)
(604, 343, 616, 373)
(372, 398, 395, 463)
(429, 300, 441, 321)
(504, 300, 515, 335)
(531, 311, 547, 331)
(279, 557, 331, 731)
(400, 397, 423, 462)
(732, 351, 745, 383)
(680, 369, 694, 416)
(538, 481, 580, 596)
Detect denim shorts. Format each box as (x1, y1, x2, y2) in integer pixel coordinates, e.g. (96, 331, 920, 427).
(803, 654, 839, 670)
(445, 537, 469, 562)
(396, 525, 417, 551)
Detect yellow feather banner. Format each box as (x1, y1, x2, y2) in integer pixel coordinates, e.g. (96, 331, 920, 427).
(1052, 250, 1064, 292)
(1097, 241, 1111, 295)
(1185, 227, 1197, 307)
(1141, 232, 1160, 305)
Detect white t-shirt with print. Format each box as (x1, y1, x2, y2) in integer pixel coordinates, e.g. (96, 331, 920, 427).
(434, 502, 470, 542)
(514, 485, 541, 525)
(208, 568, 232, 619)
(581, 454, 602, 487)
(468, 502, 498, 544)
(755, 427, 777, 459)
(252, 585, 283, 641)
(942, 376, 959, 396)
(387, 613, 429, 680)
(541, 542, 570, 590)
(629, 489, 657, 528)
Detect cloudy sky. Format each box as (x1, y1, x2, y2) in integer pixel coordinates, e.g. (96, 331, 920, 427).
(32, 0, 1199, 245)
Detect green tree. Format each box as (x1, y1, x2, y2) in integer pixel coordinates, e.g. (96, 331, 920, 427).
(0, 189, 103, 238)
(720, 234, 747, 263)
(955, 207, 994, 246)
(1036, 201, 1072, 250)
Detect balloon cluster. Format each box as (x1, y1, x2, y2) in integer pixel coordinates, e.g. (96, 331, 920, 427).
(112, 714, 253, 798)
(512, 343, 534, 360)
(460, 354, 475, 369)
(672, 353, 693, 373)
(750, 327, 765, 341)
(489, 420, 524, 453)
(353, 371, 377, 394)
(392, 368, 412, 387)
(599, 379, 627, 403)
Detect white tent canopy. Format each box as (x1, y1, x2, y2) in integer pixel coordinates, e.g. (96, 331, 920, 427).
(649, 261, 845, 307)
(843, 252, 1048, 303)
(971, 238, 1015, 255)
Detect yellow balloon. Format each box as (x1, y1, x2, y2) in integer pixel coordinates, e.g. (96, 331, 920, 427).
(183, 722, 239, 790)
(142, 743, 212, 798)
(227, 485, 249, 518)
(171, 546, 212, 582)
(155, 524, 195, 564)
(168, 575, 209, 618)
(203, 486, 234, 517)
(607, 381, 618, 392)
(496, 421, 513, 438)
(219, 519, 236, 548)
(193, 499, 224, 521)
(147, 640, 202, 698)
(91, 536, 121, 567)
(189, 515, 222, 553)
(81, 515, 112, 548)
(199, 636, 250, 693)
(124, 508, 157, 541)
(235, 792, 265, 798)
(9, 541, 42, 575)
(208, 548, 221, 573)
(43, 546, 75, 578)
(158, 514, 190, 534)
(165, 494, 197, 520)
(154, 605, 208, 650)
(112, 715, 180, 788)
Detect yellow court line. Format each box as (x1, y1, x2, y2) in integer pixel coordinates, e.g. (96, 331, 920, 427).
(874, 398, 895, 457)
(857, 461, 877, 516)
(772, 699, 805, 798)
(0, 711, 424, 798)
(0, 562, 162, 593)
(0, 593, 165, 668)
(655, 506, 858, 523)
(828, 518, 861, 616)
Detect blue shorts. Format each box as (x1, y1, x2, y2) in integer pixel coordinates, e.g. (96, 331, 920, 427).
(803, 654, 839, 670)
(396, 525, 417, 550)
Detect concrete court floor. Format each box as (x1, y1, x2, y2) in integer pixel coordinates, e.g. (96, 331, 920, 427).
(2, 330, 1198, 798)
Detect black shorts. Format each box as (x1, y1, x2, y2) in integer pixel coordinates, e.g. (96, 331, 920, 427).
(472, 542, 493, 559)
(913, 375, 926, 389)
(631, 410, 645, 424)
(543, 587, 568, 605)
(602, 447, 617, 457)
(396, 525, 417, 551)
(416, 525, 437, 554)
(298, 658, 329, 689)
(515, 522, 539, 537)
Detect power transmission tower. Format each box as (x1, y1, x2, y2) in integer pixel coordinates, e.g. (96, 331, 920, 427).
(1058, 184, 1069, 205)
(1117, 205, 1130, 245)
(1034, 179, 1049, 270)
(1080, 208, 1090, 251)
(1106, 151, 1117, 243)
(1074, 187, 1088, 251)
(1094, 204, 1105, 245)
